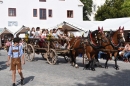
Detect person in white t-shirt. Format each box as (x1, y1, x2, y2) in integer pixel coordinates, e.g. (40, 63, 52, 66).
(52, 29, 58, 38)
(56, 26, 64, 39)
(56, 26, 71, 49)
(35, 27, 40, 38)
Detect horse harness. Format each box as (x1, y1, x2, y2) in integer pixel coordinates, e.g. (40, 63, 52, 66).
(70, 38, 85, 52)
(11, 46, 20, 64)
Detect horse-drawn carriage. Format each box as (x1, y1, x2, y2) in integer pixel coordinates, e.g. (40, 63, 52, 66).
(23, 35, 71, 65)
(23, 26, 125, 71)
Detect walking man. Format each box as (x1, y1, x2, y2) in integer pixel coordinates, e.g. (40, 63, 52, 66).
(6, 38, 25, 86)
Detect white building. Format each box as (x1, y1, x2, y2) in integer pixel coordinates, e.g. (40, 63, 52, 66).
(89, 0, 106, 21)
(0, 0, 83, 33)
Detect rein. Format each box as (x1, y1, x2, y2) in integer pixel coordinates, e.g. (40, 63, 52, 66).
(71, 38, 85, 51)
(70, 38, 78, 49)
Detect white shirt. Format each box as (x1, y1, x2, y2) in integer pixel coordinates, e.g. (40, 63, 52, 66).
(53, 33, 58, 38)
(56, 30, 63, 36)
(35, 31, 40, 38)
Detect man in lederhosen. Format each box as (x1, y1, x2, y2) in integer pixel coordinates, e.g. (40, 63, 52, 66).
(6, 38, 25, 86)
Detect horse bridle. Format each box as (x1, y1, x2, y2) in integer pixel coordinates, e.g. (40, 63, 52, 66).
(110, 30, 125, 48)
(96, 31, 108, 47)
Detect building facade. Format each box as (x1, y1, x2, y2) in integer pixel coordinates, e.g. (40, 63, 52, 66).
(0, 0, 83, 30)
(89, 0, 106, 21)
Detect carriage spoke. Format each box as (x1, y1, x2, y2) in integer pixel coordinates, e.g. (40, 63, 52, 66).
(46, 49, 57, 65)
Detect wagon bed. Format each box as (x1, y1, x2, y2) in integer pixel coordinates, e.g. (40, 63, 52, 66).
(23, 38, 71, 65)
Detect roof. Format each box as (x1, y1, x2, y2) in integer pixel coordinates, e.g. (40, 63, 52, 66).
(70, 21, 102, 31)
(14, 26, 29, 35)
(0, 28, 13, 35)
(55, 21, 85, 32)
(78, 0, 84, 6)
(122, 20, 130, 30)
(89, 17, 130, 31)
(52, 21, 101, 32)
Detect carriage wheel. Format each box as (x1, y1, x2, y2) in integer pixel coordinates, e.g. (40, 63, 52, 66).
(41, 53, 46, 60)
(25, 44, 35, 61)
(46, 49, 57, 65)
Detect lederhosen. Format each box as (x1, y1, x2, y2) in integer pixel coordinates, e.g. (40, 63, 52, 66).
(10, 46, 22, 70)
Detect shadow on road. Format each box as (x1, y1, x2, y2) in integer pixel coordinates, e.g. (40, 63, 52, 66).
(17, 76, 35, 85)
(0, 61, 8, 70)
(74, 70, 130, 86)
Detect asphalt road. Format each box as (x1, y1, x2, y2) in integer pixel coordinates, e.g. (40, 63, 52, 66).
(0, 50, 130, 86)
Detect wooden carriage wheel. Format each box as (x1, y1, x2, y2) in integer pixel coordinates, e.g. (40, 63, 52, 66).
(41, 53, 47, 60)
(46, 49, 57, 65)
(24, 44, 35, 61)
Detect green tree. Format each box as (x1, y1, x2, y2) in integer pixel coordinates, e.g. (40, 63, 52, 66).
(120, 0, 130, 17)
(95, 0, 130, 21)
(80, 0, 93, 20)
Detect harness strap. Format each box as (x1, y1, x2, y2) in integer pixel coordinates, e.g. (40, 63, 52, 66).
(11, 45, 20, 58)
(70, 38, 78, 49)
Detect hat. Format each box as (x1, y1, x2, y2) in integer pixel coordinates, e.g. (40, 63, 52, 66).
(58, 25, 63, 29)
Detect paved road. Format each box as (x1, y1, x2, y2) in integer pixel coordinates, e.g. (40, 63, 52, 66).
(0, 50, 130, 86)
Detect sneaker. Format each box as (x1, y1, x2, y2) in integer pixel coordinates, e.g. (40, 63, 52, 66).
(21, 78, 24, 85)
(98, 59, 100, 61)
(12, 83, 16, 86)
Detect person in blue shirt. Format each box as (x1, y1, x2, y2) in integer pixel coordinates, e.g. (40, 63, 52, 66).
(98, 51, 107, 60)
(6, 38, 25, 86)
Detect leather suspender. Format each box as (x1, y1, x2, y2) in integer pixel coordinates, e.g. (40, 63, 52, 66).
(11, 45, 20, 58)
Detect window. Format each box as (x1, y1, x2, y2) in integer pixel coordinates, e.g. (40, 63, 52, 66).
(40, 0, 46, 1)
(67, 10, 73, 18)
(8, 8, 16, 16)
(40, 9, 46, 19)
(33, 9, 37, 17)
(48, 9, 52, 17)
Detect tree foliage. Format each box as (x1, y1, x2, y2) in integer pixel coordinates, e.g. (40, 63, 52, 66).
(80, 0, 93, 20)
(95, 0, 130, 21)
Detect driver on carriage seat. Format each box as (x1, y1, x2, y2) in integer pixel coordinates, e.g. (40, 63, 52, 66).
(56, 25, 70, 49)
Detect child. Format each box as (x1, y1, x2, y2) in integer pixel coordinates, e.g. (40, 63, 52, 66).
(6, 38, 25, 86)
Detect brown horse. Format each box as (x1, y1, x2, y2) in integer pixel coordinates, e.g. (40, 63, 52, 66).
(96, 26, 125, 70)
(69, 37, 84, 68)
(69, 30, 101, 71)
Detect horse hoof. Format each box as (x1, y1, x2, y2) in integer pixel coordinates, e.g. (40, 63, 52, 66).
(105, 66, 108, 69)
(75, 64, 79, 68)
(115, 67, 119, 70)
(83, 68, 86, 70)
(88, 68, 91, 70)
(99, 65, 104, 68)
(75, 66, 79, 68)
(91, 68, 95, 71)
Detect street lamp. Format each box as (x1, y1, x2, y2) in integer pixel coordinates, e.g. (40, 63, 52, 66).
(0, 0, 3, 4)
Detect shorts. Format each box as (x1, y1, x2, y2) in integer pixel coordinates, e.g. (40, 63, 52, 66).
(11, 58, 22, 70)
